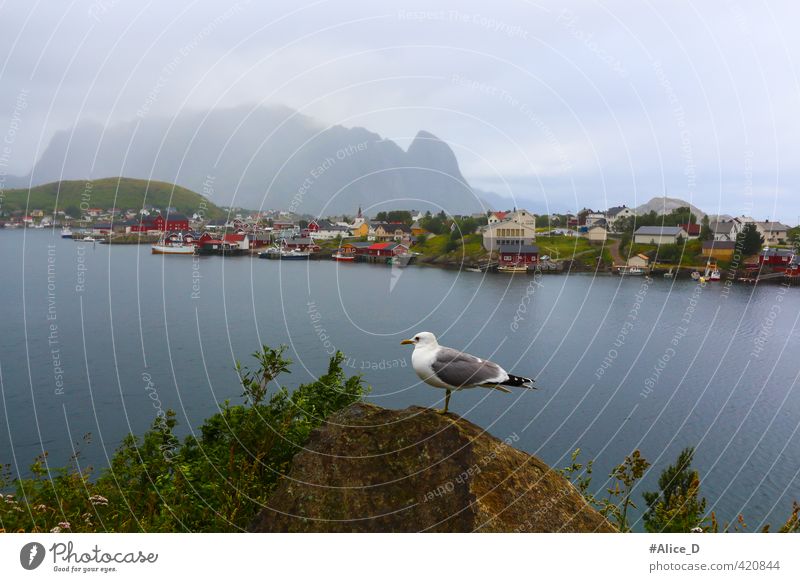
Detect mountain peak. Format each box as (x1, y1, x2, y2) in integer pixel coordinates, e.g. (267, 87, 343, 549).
(635, 196, 706, 218)
(17, 105, 482, 214)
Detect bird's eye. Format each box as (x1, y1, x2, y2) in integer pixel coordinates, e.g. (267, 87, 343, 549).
(415, 336, 419, 341)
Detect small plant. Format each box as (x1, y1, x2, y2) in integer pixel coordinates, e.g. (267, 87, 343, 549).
(601, 450, 650, 532)
(235, 345, 291, 405)
(642, 447, 707, 533)
(559, 448, 595, 500)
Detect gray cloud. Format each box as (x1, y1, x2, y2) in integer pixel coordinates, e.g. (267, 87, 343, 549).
(1, 0, 799, 221)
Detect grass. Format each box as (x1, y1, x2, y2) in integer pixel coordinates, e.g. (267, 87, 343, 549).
(536, 235, 596, 262)
(0, 177, 226, 219)
(414, 233, 491, 265)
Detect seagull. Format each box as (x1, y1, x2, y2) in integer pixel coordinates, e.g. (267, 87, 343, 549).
(401, 332, 535, 414)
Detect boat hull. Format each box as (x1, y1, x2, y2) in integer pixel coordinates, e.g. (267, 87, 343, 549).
(259, 251, 310, 260)
(151, 244, 195, 255)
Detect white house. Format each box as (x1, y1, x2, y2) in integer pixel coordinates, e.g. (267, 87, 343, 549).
(712, 217, 790, 245)
(607, 205, 636, 220)
(607, 205, 637, 232)
(710, 220, 739, 241)
(755, 221, 790, 245)
(482, 209, 537, 251)
(633, 226, 688, 245)
(584, 212, 607, 227)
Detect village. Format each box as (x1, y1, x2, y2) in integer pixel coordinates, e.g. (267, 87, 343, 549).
(2, 200, 798, 285)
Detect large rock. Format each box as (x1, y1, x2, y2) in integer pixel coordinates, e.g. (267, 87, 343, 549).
(250, 403, 614, 532)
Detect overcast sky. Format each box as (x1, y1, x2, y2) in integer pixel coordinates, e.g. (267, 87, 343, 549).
(2, 0, 799, 222)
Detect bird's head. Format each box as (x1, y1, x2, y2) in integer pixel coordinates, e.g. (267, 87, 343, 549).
(401, 331, 438, 348)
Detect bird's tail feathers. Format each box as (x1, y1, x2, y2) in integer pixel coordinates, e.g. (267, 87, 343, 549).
(502, 374, 537, 389)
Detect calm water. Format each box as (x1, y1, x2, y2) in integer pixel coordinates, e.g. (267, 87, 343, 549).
(1, 229, 799, 530)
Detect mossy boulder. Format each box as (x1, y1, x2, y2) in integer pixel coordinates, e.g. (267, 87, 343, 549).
(250, 403, 614, 532)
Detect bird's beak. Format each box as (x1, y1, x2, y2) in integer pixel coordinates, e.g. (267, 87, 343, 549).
(400, 339, 415, 345)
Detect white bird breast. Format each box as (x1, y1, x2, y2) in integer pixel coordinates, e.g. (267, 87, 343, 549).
(411, 346, 453, 389)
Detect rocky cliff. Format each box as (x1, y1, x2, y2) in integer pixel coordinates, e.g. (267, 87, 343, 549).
(250, 403, 614, 533)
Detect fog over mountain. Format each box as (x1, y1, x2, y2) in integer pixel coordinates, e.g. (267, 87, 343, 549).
(18, 105, 484, 215)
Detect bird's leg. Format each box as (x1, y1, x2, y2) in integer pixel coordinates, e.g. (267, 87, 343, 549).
(437, 389, 451, 415)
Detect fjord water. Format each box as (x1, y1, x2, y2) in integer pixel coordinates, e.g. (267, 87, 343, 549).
(1, 229, 799, 530)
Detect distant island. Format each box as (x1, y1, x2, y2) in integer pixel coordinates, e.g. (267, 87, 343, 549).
(0, 177, 226, 220)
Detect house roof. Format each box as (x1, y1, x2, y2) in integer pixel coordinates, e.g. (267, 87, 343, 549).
(498, 244, 540, 254)
(761, 248, 794, 257)
(283, 237, 315, 245)
(710, 221, 736, 234)
(492, 211, 508, 220)
(223, 233, 247, 242)
(702, 241, 737, 250)
(368, 242, 407, 250)
(758, 221, 791, 232)
(606, 205, 630, 216)
(163, 213, 189, 221)
(634, 226, 686, 236)
(679, 223, 701, 235)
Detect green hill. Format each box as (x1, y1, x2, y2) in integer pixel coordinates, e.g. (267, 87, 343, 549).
(0, 177, 226, 219)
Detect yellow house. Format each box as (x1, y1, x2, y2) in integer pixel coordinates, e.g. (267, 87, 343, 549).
(702, 241, 736, 260)
(350, 222, 369, 238)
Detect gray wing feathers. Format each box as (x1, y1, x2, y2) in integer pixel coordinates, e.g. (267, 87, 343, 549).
(430, 347, 509, 387)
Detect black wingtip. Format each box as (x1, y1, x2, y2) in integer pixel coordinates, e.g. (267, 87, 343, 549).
(504, 374, 536, 388)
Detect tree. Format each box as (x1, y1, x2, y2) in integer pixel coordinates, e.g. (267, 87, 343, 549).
(643, 447, 707, 532)
(737, 223, 764, 255)
(700, 215, 712, 241)
(374, 210, 413, 224)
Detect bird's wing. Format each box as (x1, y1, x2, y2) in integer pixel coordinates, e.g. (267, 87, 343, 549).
(430, 347, 508, 387)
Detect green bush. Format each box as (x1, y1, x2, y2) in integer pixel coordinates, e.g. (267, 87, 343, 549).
(1, 348, 367, 532)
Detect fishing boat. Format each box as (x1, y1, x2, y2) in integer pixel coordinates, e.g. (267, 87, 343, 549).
(332, 252, 355, 262)
(691, 270, 701, 281)
(151, 238, 195, 255)
(497, 264, 528, 273)
(663, 268, 674, 279)
(259, 247, 310, 260)
(704, 262, 721, 281)
(618, 265, 645, 276)
(60, 227, 73, 238)
(82, 236, 96, 242)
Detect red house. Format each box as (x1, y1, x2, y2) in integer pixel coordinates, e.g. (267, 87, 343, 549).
(282, 237, 320, 252)
(759, 248, 794, 267)
(498, 244, 540, 266)
(130, 213, 190, 232)
(363, 242, 409, 257)
(223, 233, 250, 250)
(679, 223, 701, 237)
